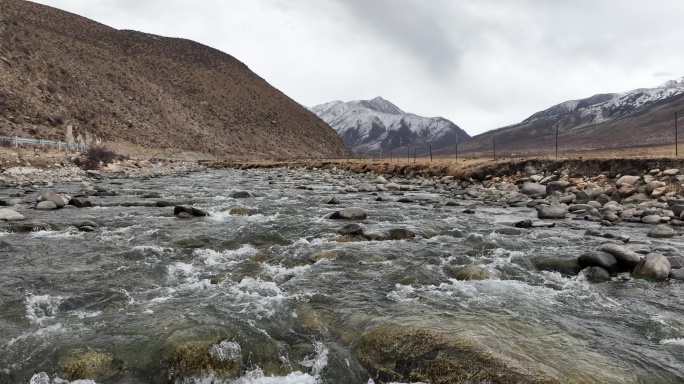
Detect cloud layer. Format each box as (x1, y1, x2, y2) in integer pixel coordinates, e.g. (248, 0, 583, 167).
(34, 0, 684, 135)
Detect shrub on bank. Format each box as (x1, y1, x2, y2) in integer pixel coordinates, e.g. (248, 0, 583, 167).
(79, 145, 118, 170)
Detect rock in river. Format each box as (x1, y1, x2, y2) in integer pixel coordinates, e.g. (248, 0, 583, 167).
(632, 253, 671, 282)
(0, 208, 24, 221)
(174, 206, 209, 217)
(40, 190, 71, 207)
(354, 324, 559, 384)
(537, 202, 567, 219)
(596, 243, 640, 271)
(35, 201, 58, 210)
(329, 207, 367, 220)
(585, 266, 612, 283)
(578, 251, 618, 273)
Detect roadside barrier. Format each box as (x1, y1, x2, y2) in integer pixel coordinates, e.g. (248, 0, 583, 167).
(0, 135, 88, 152)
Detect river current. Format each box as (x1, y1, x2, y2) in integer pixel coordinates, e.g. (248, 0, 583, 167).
(1, 167, 683, 383)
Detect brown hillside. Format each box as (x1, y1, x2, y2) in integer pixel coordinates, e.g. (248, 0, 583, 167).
(0, 0, 352, 159)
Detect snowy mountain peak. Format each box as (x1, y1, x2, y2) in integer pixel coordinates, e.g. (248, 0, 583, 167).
(521, 76, 684, 126)
(657, 76, 684, 89)
(361, 96, 404, 115)
(311, 97, 470, 153)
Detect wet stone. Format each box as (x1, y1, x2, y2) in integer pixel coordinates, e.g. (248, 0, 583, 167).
(586, 266, 612, 283)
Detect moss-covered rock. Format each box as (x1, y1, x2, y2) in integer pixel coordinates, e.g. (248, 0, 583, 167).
(57, 349, 119, 381)
(165, 339, 241, 380)
(229, 207, 256, 216)
(309, 250, 345, 263)
(445, 265, 490, 281)
(354, 324, 559, 384)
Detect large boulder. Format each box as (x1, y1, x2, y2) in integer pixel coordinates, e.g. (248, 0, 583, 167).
(0, 208, 24, 221)
(387, 228, 416, 240)
(632, 253, 671, 282)
(521, 182, 547, 197)
(578, 251, 618, 273)
(354, 324, 559, 384)
(596, 243, 640, 271)
(40, 190, 71, 207)
(329, 207, 367, 220)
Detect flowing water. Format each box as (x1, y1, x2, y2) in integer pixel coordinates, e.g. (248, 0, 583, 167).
(1, 168, 684, 383)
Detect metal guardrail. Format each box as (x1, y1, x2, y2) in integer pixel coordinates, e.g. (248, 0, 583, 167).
(0, 135, 88, 152)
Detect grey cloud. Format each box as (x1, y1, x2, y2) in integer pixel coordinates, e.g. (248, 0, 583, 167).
(329, 0, 465, 77)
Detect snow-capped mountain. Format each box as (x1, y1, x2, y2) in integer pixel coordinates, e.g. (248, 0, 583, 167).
(461, 76, 684, 154)
(523, 77, 684, 126)
(310, 97, 470, 154)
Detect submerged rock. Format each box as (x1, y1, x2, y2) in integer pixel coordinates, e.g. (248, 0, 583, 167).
(165, 339, 241, 381)
(57, 349, 119, 381)
(531, 257, 581, 276)
(446, 265, 489, 281)
(329, 207, 367, 220)
(387, 228, 416, 240)
(354, 324, 559, 384)
(230, 191, 252, 198)
(174, 205, 209, 217)
(647, 225, 675, 238)
(585, 266, 612, 283)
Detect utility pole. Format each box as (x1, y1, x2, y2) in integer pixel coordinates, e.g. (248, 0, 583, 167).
(493, 135, 496, 160)
(555, 124, 559, 159)
(429, 144, 433, 162)
(455, 136, 458, 162)
(407, 144, 410, 163)
(676, 112, 679, 157)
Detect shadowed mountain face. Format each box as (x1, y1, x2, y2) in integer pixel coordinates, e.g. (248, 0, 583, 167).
(0, 0, 352, 159)
(311, 97, 470, 156)
(459, 78, 684, 157)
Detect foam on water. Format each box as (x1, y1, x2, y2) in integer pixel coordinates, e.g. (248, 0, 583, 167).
(29, 372, 98, 384)
(194, 244, 259, 266)
(25, 294, 65, 325)
(226, 278, 287, 319)
(386, 284, 417, 302)
(661, 338, 684, 346)
(230, 341, 328, 384)
(29, 229, 83, 239)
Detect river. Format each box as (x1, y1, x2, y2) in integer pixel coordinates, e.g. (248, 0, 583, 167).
(1, 167, 683, 383)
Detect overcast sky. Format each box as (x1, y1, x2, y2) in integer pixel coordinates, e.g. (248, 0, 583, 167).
(33, 0, 684, 136)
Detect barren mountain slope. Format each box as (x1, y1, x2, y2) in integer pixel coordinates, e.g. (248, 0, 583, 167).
(0, 0, 352, 159)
